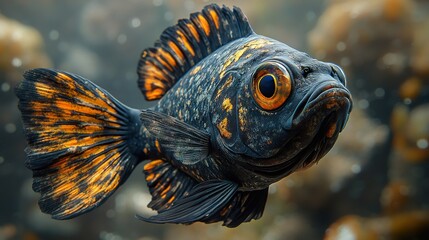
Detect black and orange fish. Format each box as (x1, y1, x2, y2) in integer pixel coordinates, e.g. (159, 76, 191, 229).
(16, 4, 352, 227)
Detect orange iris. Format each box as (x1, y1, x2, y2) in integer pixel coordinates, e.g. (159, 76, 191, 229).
(251, 62, 292, 110)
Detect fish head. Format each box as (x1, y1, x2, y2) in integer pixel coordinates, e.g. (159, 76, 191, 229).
(211, 36, 352, 178)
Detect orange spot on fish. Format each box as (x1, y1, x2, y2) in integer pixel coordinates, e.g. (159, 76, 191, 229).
(167, 196, 175, 204)
(155, 139, 161, 152)
(146, 173, 155, 181)
(215, 75, 233, 100)
(159, 48, 177, 68)
(144, 159, 164, 171)
(222, 98, 233, 113)
(217, 117, 232, 139)
(153, 52, 173, 72)
(168, 41, 185, 62)
(176, 30, 195, 57)
(326, 122, 337, 138)
(197, 14, 210, 35)
(190, 65, 201, 75)
(208, 9, 219, 29)
(186, 22, 200, 42)
(160, 185, 171, 199)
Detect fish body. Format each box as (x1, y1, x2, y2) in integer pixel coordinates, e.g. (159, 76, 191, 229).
(15, 4, 352, 227)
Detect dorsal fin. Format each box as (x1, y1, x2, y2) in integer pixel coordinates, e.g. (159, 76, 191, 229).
(137, 4, 254, 100)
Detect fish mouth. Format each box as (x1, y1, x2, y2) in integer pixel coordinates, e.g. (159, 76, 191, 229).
(239, 81, 352, 179)
(292, 82, 352, 169)
(289, 81, 352, 131)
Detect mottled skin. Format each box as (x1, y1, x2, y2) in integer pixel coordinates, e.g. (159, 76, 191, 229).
(15, 4, 352, 226)
(137, 34, 352, 191)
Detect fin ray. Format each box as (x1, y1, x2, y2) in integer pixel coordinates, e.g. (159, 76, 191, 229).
(138, 4, 254, 100)
(16, 68, 140, 219)
(137, 180, 238, 224)
(143, 159, 197, 211)
(140, 110, 210, 165)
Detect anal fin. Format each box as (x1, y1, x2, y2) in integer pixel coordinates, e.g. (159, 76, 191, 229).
(219, 188, 268, 227)
(143, 159, 197, 211)
(137, 180, 238, 224)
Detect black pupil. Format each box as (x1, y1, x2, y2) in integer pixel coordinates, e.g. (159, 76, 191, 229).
(259, 75, 276, 98)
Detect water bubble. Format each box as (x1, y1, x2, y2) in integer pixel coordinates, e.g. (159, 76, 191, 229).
(357, 99, 369, 109)
(403, 98, 412, 105)
(117, 34, 127, 44)
(351, 164, 361, 174)
(336, 41, 347, 52)
(416, 139, 428, 149)
(5, 123, 16, 133)
(11, 57, 22, 67)
(1, 82, 10, 92)
(99, 231, 123, 240)
(382, 52, 404, 67)
(374, 88, 385, 98)
(49, 30, 60, 41)
(130, 17, 141, 28)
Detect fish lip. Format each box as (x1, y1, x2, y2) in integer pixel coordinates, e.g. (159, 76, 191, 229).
(286, 81, 352, 131)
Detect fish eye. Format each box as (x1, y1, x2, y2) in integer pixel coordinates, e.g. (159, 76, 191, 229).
(252, 62, 292, 111)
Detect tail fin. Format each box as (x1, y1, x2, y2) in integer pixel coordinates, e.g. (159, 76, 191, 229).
(16, 68, 140, 219)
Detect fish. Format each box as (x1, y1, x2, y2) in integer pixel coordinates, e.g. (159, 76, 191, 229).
(15, 4, 352, 227)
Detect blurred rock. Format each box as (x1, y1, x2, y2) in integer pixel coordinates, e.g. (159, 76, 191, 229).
(399, 77, 422, 100)
(79, 0, 167, 47)
(260, 215, 318, 240)
(58, 44, 102, 81)
(0, 224, 17, 240)
(411, 16, 429, 79)
(380, 180, 412, 214)
(392, 103, 429, 163)
(387, 103, 429, 213)
(324, 211, 429, 240)
(165, 223, 261, 240)
(19, 179, 81, 238)
(0, 14, 52, 84)
(309, 0, 413, 79)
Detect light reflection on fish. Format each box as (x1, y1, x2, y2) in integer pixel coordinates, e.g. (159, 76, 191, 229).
(15, 4, 352, 227)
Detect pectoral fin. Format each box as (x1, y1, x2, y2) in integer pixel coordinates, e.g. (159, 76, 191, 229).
(137, 180, 238, 224)
(140, 110, 210, 165)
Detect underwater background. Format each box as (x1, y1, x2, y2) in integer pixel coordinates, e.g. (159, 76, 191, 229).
(0, 0, 428, 239)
